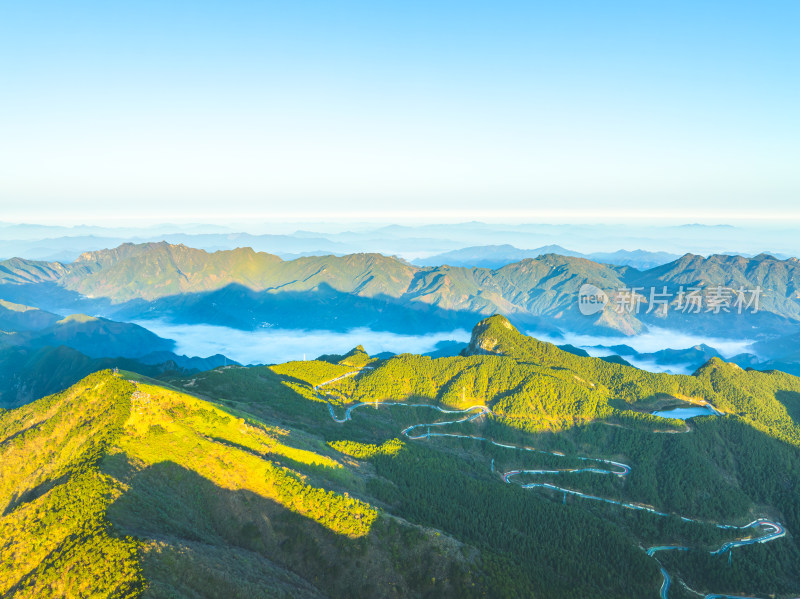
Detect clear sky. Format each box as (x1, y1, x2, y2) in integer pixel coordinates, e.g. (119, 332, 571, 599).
(1, 1, 798, 225)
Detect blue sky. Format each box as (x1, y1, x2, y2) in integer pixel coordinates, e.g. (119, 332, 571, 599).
(1, 1, 798, 225)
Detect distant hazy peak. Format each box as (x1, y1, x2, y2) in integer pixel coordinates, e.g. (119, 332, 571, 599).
(0, 299, 41, 313)
(56, 313, 100, 325)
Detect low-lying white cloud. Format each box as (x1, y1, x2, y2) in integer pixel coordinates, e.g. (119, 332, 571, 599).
(585, 348, 695, 375)
(527, 326, 755, 360)
(134, 319, 470, 365)
(136, 317, 755, 374)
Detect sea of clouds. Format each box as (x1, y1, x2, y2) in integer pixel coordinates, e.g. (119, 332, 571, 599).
(135, 317, 755, 375)
(525, 326, 756, 375)
(134, 319, 471, 365)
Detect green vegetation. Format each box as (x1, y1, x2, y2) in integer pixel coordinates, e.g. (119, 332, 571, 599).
(369, 442, 660, 598)
(0, 371, 144, 598)
(316, 317, 719, 434)
(0, 345, 187, 408)
(323, 316, 800, 446)
(3, 316, 800, 597)
(1, 370, 479, 598)
(329, 438, 404, 459)
(119, 380, 375, 537)
(693, 357, 800, 446)
(0, 312, 173, 359)
(0, 299, 60, 331)
(59, 242, 418, 302)
(272, 359, 357, 388)
(318, 344, 375, 368)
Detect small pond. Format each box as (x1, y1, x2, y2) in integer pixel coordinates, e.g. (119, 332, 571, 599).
(652, 406, 718, 420)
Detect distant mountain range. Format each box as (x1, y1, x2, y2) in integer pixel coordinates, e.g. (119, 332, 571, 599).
(0, 242, 800, 338)
(1, 220, 795, 263)
(0, 345, 232, 408)
(0, 300, 174, 358)
(2, 242, 800, 344)
(0, 243, 642, 335)
(413, 244, 679, 270)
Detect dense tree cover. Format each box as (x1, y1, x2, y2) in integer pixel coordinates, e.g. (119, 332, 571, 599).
(317, 345, 375, 368)
(119, 381, 376, 537)
(0, 345, 149, 408)
(1, 371, 485, 598)
(5, 316, 800, 598)
(321, 317, 800, 447)
(326, 349, 693, 432)
(271, 360, 357, 388)
(262, 317, 800, 596)
(369, 442, 660, 598)
(693, 358, 800, 446)
(329, 438, 404, 459)
(0, 371, 144, 597)
(161, 365, 354, 437)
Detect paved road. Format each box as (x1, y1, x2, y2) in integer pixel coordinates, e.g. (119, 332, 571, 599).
(317, 369, 788, 599)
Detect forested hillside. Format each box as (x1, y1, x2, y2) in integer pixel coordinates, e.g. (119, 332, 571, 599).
(3, 317, 800, 597)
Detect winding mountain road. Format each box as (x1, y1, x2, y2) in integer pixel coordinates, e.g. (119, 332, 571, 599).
(315, 369, 788, 598)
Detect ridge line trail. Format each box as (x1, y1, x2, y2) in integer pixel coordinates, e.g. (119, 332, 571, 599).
(314, 368, 787, 599)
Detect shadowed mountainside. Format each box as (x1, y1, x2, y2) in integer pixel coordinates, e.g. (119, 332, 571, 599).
(2, 243, 800, 341)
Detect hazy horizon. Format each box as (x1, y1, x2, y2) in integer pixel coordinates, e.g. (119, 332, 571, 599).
(3, 218, 800, 260)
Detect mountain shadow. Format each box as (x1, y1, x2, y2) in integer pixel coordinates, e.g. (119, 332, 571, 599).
(109, 282, 561, 335)
(103, 457, 477, 599)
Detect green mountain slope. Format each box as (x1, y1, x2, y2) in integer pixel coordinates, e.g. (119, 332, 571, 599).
(628, 252, 800, 336)
(0, 370, 480, 599)
(172, 323, 800, 597)
(404, 254, 640, 332)
(0, 257, 69, 284)
(3, 318, 800, 597)
(60, 243, 417, 302)
(640, 253, 800, 315)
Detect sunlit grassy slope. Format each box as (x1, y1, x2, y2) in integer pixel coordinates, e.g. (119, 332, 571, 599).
(0, 370, 478, 599)
(0, 373, 143, 598)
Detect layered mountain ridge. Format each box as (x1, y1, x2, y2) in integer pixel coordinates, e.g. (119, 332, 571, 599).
(3, 242, 799, 339)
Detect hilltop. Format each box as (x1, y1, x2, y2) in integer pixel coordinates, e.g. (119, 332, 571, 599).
(3, 243, 800, 377)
